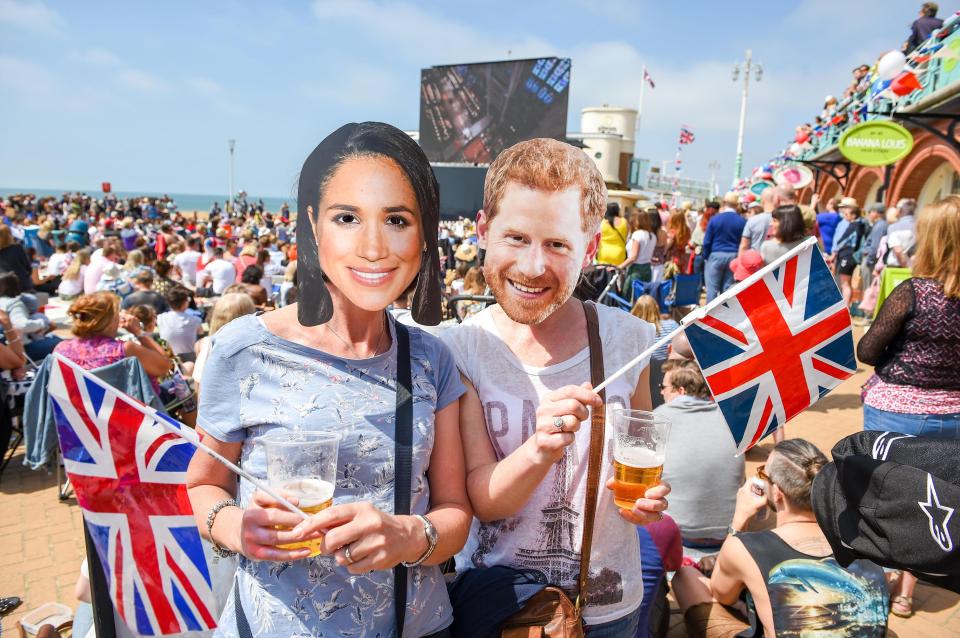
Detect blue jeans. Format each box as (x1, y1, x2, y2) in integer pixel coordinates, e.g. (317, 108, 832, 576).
(584, 603, 643, 637)
(864, 405, 960, 438)
(704, 251, 736, 302)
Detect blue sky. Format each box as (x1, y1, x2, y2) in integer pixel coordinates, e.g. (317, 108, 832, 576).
(0, 0, 934, 197)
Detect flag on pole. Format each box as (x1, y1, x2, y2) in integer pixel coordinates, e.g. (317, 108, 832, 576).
(684, 239, 855, 454)
(47, 356, 218, 636)
(643, 68, 656, 89)
(679, 125, 695, 145)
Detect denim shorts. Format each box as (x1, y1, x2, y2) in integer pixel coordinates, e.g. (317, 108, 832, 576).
(584, 603, 643, 638)
(863, 404, 960, 439)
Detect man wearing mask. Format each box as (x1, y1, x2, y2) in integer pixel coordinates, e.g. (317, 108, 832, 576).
(443, 138, 669, 636)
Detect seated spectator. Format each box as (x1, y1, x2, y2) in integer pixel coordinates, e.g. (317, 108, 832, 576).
(857, 195, 960, 617)
(119, 217, 139, 252)
(54, 292, 171, 377)
(657, 359, 744, 548)
(234, 243, 258, 283)
(157, 287, 202, 362)
(121, 271, 170, 314)
(0, 309, 26, 465)
(173, 237, 202, 287)
(83, 243, 119, 294)
(672, 439, 889, 637)
(96, 263, 134, 298)
(196, 247, 236, 294)
(456, 266, 487, 320)
(239, 265, 269, 306)
(0, 224, 37, 293)
(122, 249, 154, 283)
(152, 259, 182, 296)
(257, 247, 282, 286)
(760, 205, 807, 265)
(0, 272, 60, 360)
(44, 242, 73, 279)
(57, 249, 90, 301)
(278, 260, 297, 308)
(191, 292, 255, 390)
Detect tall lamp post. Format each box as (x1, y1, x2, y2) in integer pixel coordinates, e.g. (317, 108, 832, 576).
(227, 138, 236, 215)
(708, 160, 721, 197)
(731, 50, 763, 182)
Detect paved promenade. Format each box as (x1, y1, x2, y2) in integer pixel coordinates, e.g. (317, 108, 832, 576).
(2, 329, 958, 637)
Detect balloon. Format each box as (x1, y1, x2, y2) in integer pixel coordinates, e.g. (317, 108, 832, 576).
(877, 50, 907, 81)
(891, 70, 922, 96)
(789, 142, 803, 156)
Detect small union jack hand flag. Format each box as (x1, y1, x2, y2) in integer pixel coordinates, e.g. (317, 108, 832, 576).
(684, 239, 856, 454)
(47, 355, 218, 635)
(679, 126, 695, 145)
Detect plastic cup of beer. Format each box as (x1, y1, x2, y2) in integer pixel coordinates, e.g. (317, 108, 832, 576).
(262, 430, 340, 557)
(610, 409, 671, 511)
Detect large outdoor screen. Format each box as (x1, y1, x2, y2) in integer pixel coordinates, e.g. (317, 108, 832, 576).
(419, 57, 571, 164)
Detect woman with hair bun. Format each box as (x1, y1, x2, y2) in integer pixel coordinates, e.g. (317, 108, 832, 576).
(186, 122, 471, 638)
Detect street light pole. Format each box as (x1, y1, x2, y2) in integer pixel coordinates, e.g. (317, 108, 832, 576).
(732, 50, 762, 183)
(227, 139, 236, 215)
(708, 160, 721, 197)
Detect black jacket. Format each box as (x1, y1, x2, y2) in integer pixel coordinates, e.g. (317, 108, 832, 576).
(813, 431, 960, 592)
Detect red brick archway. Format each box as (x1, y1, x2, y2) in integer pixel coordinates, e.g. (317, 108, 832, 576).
(888, 131, 960, 204)
(817, 179, 841, 206)
(847, 166, 884, 207)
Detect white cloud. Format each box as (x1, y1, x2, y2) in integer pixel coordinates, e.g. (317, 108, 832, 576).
(0, 0, 62, 33)
(188, 76, 223, 96)
(70, 47, 122, 67)
(120, 69, 172, 94)
(311, 0, 553, 64)
(0, 54, 57, 98)
(300, 62, 404, 109)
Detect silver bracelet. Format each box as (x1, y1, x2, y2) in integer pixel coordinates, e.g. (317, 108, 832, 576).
(206, 498, 239, 558)
(401, 514, 438, 568)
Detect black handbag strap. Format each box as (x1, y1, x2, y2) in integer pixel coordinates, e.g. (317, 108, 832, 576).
(394, 321, 413, 637)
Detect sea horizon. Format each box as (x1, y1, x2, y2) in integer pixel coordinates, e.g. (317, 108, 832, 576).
(0, 186, 294, 214)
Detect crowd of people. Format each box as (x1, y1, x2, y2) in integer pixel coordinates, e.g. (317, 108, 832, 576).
(1, 121, 959, 638)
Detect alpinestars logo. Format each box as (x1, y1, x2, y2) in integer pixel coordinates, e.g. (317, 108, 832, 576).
(871, 432, 914, 461)
(919, 473, 955, 552)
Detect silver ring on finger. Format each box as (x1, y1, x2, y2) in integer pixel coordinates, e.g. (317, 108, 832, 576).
(344, 545, 355, 564)
(553, 416, 565, 431)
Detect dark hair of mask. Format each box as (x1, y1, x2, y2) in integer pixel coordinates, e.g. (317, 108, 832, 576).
(296, 122, 442, 326)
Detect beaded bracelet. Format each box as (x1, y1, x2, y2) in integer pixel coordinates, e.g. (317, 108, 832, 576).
(206, 498, 239, 558)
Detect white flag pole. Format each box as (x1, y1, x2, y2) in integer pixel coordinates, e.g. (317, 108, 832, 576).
(51, 354, 311, 521)
(593, 236, 819, 393)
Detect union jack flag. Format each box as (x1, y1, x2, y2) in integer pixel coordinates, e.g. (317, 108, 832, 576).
(643, 68, 655, 89)
(47, 355, 218, 635)
(679, 126, 695, 145)
(684, 239, 855, 453)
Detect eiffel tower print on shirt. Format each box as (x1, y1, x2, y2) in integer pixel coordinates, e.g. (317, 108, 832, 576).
(515, 446, 582, 585)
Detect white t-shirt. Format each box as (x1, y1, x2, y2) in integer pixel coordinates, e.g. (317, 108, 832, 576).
(199, 259, 235, 294)
(45, 252, 72, 277)
(628, 230, 655, 265)
(157, 310, 202, 355)
(174, 250, 202, 286)
(441, 303, 655, 625)
(58, 267, 86, 297)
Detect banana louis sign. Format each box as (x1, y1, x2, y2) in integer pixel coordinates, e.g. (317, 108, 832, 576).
(838, 120, 914, 167)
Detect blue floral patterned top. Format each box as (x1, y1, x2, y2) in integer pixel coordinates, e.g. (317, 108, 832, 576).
(198, 314, 465, 638)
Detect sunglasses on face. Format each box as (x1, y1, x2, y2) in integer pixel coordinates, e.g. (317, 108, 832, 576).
(756, 464, 771, 484)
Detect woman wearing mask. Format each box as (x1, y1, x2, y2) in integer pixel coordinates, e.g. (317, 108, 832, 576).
(186, 123, 472, 638)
